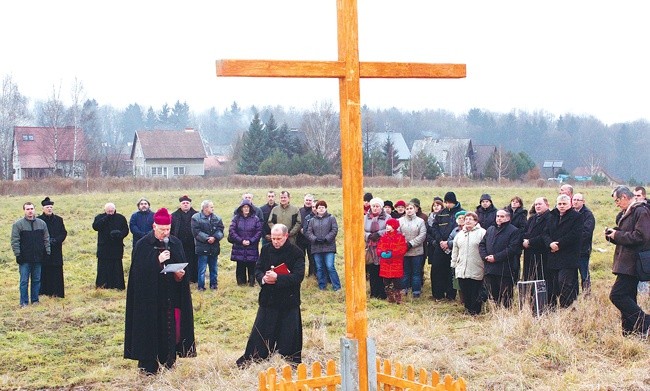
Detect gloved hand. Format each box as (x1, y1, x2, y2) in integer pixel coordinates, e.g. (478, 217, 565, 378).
(380, 251, 392, 259)
(368, 232, 380, 242)
(16, 255, 22, 264)
(110, 229, 122, 239)
(407, 242, 413, 250)
(316, 238, 326, 244)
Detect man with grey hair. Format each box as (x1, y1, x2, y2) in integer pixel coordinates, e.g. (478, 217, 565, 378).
(572, 193, 595, 294)
(606, 185, 650, 337)
(543, 194, 584, 308)
(92, 202, 129, 289)
(191, 200, 224, 291)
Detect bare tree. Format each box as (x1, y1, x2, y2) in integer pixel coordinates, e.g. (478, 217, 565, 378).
(491, 146, 512, 183)
(68, 77, 86, 177)
(0, 75, 30, 180)
(301, 101, 339, 160)
(39, 83, 66, 175)
(449, 143, 468, 177)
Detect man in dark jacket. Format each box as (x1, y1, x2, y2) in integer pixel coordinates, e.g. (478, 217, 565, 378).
(236, 224, 305, 368)
(12, 202, 50, 308)
(606, 186, 650, 337)
(429, 191, 463, 300)
(573, 193, 595, 294)
(129, 198, 154, 248)
(92, 202, 129, 289)
(479, 208, 521, 308)
(543, 194, 584, 309)
(522, 197, 551, 281)
(124, 208, 196, 374)
(260, 190, 277, 246)
(37, 197, 67, 298)
(171, 195, 198, 283)
(191, 200, 224, 291)
(476, 193, 497, 230)
(298, 193, 316, 277)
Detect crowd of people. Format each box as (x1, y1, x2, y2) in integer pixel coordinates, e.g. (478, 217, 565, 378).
(9, 184, 650, 373)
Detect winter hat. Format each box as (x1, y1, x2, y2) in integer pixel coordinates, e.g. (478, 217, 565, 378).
(364, 192, 374, 202)
(410, 198, 421, 208)
(444, 192, 457, 204)
(384, 200, 394, 210)
(455, 210, 467, 219)
(386, 218, 400, 230)
(41, 197, 54, 206)
(369, 197, 384, 207)
(179, 195, 192, 203)
(153, 208, 172, 225)
(480, 194, 492, 203)
(394, 200, 406, 208)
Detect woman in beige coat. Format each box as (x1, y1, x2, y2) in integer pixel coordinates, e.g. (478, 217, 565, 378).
(451, 212, 486, 315)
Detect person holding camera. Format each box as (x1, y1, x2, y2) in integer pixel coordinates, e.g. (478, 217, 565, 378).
(606, 186, 650, 337)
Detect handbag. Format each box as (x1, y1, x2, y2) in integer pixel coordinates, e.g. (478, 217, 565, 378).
(636, 250, 650, 282)
(365, 243, 379, 265)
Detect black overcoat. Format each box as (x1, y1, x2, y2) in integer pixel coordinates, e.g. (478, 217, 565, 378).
(124, 232, 196, 361)
(255, 241, 305, 309)
(543, 208, 584, 270)
(92, 212, 129, 260)
(479, 222, 522, 278)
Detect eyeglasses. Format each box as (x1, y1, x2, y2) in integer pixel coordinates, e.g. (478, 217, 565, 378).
(573, 199, 584, 202)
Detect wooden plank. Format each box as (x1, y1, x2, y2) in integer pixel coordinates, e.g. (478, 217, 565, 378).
(360, 62, 466, 78)
(216, 60, 346, 78)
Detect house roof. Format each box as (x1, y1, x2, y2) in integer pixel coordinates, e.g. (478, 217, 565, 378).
(411, 138, 473, 161)
(14, 126, 88, 169)
(373, 132, 411, 160)
(131, 129, 207, 160)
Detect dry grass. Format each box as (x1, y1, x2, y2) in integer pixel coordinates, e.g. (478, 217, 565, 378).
(0, 185, 649, 390)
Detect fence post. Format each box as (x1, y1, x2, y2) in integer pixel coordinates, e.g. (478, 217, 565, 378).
(340, 337, 359, 391)
(366, 337, 377, 391)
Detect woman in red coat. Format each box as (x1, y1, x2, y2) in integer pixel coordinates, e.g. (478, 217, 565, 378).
(376, 218, 408, 304)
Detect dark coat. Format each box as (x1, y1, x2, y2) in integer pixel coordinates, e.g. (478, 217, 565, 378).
(92, 212, 129, 260)
(191, 211, 224, 256)
(607, 202, 650, 276)
(305, 213, 338, 254)
(476, 204, 497, 230)
(11, 217, 50, 263)
(255, 241, 305, 309)
(171, 207, 198, 252)
(523, 210, 551, 260)
(229, 200, 263, 263)
(37, 213, 67, 265)
(428, 202, 464, 265)
(543, 208, 584, 270)
(479, 221, 521, 278)
(576, 205, 596, 258)
(124, 232, 196, 361)
(260, 202, 277, 238)
(506, 205, 527, 232)
(129, 210, 154, 247)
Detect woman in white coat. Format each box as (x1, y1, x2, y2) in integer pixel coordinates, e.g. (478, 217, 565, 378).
(451, 212, 486, 315)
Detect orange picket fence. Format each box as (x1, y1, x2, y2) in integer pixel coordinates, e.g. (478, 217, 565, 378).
(259, 360, 341, 391)
(376, 358, 467, 391)
(258, 358, 466, 391)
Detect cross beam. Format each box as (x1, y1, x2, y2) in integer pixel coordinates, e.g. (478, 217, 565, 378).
(217, 1, 465, 389)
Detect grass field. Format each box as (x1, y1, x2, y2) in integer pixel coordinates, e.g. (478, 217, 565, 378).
(1, 186, 649, 390)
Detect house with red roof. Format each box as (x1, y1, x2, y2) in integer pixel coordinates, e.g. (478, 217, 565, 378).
(12, 126, 88, 180)
(130, 128, 207, 177)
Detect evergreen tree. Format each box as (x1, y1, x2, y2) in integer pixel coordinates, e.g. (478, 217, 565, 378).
(158, 103, 171, 129)
(145, 107, 157, 130)
(381, 135, 399, 176)
(236, 112, 266, 174)
(122, 103, 144, 136)
(258, 149, 289, 175)
(170, 100, 190, 130)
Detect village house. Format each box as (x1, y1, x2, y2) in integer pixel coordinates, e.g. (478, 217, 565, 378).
(12, 126, 88, 180)
(130, 128, 207, 177)
(411, 137, 476, 177)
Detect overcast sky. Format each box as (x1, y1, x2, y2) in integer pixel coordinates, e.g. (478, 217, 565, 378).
(2, 1, 649, 125)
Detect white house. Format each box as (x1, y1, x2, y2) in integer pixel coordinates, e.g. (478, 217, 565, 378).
(131, 129, 207, 177)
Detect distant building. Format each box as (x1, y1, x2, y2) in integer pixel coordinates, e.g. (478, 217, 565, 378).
(571, 166, 620, 186)
(131, 128, 207, 177)
(12, 126, 88, 180)
(411, 138, 475, 177)
(370, 131, 411, 176)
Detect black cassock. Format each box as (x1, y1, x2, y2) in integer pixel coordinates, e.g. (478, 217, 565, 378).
(237, 241, 305, 367)
(37, 213, 67, 298)
(124, 232, 196, 371)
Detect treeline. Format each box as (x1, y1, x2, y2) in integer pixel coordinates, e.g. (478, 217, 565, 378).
(2, 75, 649, 182)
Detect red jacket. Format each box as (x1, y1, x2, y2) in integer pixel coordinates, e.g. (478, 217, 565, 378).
(376, 231, 408, 278)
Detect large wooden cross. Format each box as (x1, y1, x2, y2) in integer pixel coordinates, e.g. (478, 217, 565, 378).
(217, 1, 465, 389)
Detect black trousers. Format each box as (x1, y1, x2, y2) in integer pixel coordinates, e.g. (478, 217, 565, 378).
(484, 274, 514, 308)
(40, 264, 65, 298)
(546, 268, 578, 309)
(96, 257, 125, 290)
(458, 278, 483, 315)
(610, 273, 650, 336)
(430, 254, 456, 300)
(236, 261, 255, 286)
(367, 263, 386, 299)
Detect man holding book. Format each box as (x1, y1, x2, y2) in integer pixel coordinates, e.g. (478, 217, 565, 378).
(236, 223, 305, 368)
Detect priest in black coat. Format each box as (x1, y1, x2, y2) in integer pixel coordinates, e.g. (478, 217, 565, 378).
(236, 223, 305, 368)
(171, 195, 198, 283)
(124, 208, 196, 374)
(92, 202, 129, 290)
(37, 197, 68, 298)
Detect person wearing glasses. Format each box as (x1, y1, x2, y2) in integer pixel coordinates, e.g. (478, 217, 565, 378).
(572, 193, 595, 294)
(606, 186, 650, 337)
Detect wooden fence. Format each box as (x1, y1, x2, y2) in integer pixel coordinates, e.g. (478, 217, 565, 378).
(258, 358, 466, 391)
